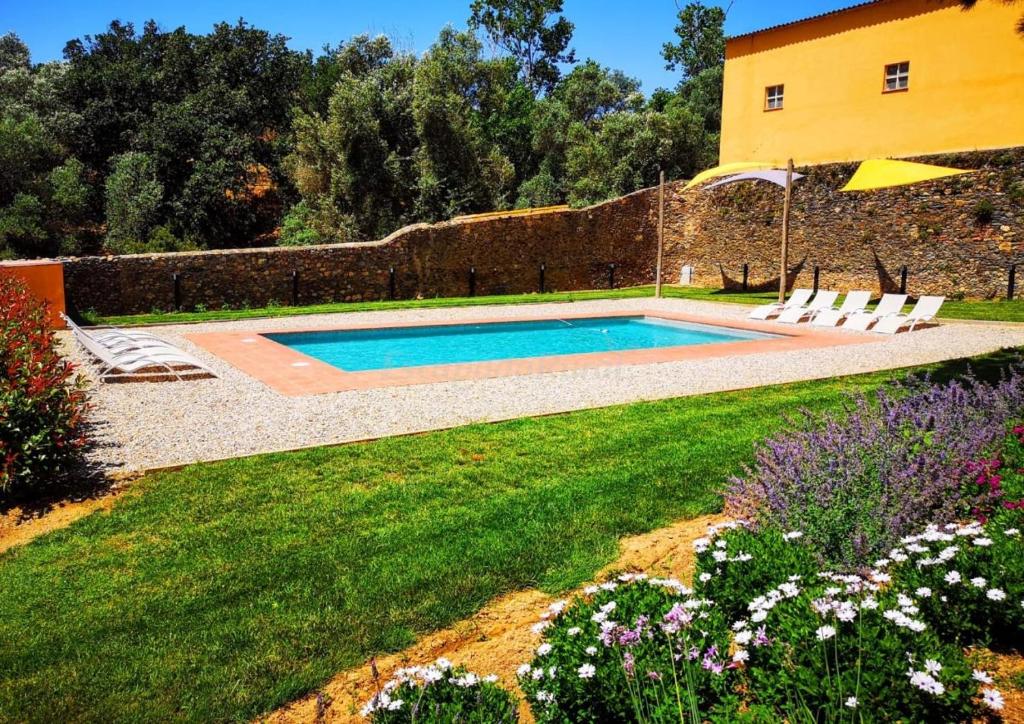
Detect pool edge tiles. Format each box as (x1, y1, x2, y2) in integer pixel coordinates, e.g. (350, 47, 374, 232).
(186, 310, 874, 396)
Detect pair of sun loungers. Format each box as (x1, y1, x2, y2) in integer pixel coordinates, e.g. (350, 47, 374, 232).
(62, 313, 215, 381)
(749, 289, 945, 333)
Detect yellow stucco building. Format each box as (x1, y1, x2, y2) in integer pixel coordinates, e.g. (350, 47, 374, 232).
(719, 0, 1024, 166)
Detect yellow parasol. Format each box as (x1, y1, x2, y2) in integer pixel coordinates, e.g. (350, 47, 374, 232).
(841, 159, 973, 192)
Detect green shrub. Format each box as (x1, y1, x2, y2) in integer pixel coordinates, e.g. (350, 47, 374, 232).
(519, 576, 738, 722)
(972, 199, 996, 225)
(0, 276, 88, 495)
(1009, 182, 1024, 206)
(362, 660, 518, 722)
(278, 201, 321, 246)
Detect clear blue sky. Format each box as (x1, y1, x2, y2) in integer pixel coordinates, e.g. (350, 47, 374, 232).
(3, 0, 855, 93)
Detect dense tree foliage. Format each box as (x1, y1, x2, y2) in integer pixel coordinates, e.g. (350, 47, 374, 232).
(0, 0, 725, 257)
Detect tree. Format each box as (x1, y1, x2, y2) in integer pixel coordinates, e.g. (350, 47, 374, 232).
(0, 35, 83, 257)
(104, 152, 164, 253)
(662, 3, 726, 80)
(514, 60, 642, 207)
(59, 19, 306, 249)
(662, 2, 726, 136)
(412, 27, 516, 219)
(300, 34, 397, 115)
(469, 0, 576, 94)
(286, 38, 420, 241)
(564, 100, 709, 207)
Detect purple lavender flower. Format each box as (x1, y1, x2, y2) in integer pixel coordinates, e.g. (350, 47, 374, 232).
(726, 369, 1024, 567)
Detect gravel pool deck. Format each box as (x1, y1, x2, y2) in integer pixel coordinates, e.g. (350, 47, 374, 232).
(67, 297, 1024, 474)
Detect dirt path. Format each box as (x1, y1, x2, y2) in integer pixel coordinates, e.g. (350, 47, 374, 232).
(263, 513, 727, 723)
(0, 476, 134, 555)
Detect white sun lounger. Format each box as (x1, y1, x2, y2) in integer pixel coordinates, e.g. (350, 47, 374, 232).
(811, 290, 873, 327)
(842, 294, 909, 331)
(76, 331, 215, 380)
(748, 288, 813, 320)
(776, 290, 840, 324)
(62, 313, 185, 356)
(61, 313, 166, 347)
(872, 296, 945, 334)
(65, 315, 215, 380)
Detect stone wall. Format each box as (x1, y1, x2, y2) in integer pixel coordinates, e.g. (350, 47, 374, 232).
(63, 189, 659, 316)
(662, 148, 1024, 299)
(62, 147, 1024, 316)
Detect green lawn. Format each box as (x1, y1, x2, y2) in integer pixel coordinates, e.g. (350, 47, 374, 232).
(1, 349, 1019, 722)
(83, 285, 1024, 327)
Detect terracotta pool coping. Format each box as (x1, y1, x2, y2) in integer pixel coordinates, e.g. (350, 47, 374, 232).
(186, 310, 875, 397)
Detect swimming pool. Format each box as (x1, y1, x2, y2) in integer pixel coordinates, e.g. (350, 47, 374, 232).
(263, 316, 778, 372)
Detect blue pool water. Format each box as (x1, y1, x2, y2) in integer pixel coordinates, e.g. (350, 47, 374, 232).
(264, 316, 776, 372)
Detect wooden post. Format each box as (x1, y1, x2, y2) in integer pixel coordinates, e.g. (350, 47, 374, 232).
(656, 170, 666, 298)
(779, 158, 794, 303)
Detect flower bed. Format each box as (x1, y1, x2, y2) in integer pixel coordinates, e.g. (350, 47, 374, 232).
(0, 276, 87, 495)
(359, 371, 1024, 722)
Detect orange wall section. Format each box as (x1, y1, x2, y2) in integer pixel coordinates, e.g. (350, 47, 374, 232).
(720, 0, 1024, 166)
(0, 260, 67, 329)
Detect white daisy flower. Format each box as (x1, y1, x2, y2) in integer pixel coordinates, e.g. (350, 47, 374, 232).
(815, 625, 836, 641)
(982, 688, 1005, 711)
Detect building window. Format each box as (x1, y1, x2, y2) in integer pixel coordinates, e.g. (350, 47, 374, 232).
(884, 62, 910, 92)
(765, 84, 784, 111)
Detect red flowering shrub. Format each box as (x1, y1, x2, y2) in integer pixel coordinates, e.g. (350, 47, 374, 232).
(0, 276, 88, 496)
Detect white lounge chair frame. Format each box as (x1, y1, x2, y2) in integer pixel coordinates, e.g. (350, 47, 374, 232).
(748, 288, 814, 320)
(62, 313, 215, 380)
(811, 291, 873, 328)
(842, 294, 909, 331)
(872, 296, 945, 334)
(776, 290, 840, 324)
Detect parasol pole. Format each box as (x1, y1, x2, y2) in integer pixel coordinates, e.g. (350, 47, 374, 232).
(779, 158, 794, 303)
(656, 170, 665, 298)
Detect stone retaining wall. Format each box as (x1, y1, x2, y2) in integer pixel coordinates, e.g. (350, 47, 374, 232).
(63, 148, 1023, 316)
(63, 190, 659, 316)
(662, 148, 1024, 299)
